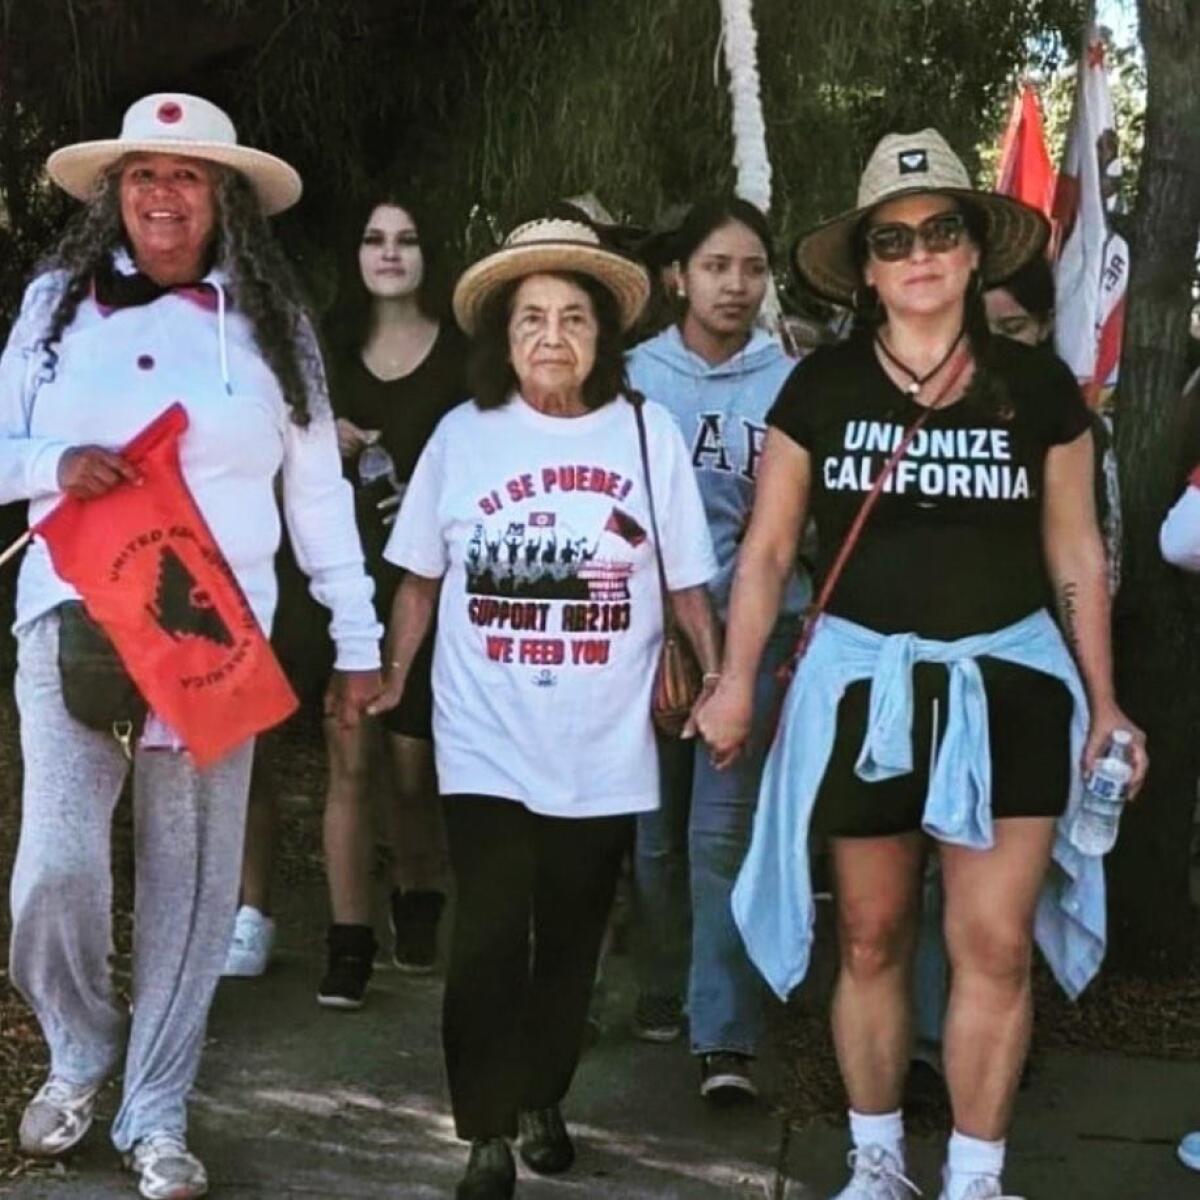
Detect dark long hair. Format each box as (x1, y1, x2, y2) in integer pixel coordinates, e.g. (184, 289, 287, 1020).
(325, 190, 448, 358)
(673, 195, 774, 269)
(850, 196, 1012, 418)
(37, 159, 322, 425)
(468, 271, 629, 411)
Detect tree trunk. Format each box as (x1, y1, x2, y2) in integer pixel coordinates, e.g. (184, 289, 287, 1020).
(1106, 0, 1200, 974)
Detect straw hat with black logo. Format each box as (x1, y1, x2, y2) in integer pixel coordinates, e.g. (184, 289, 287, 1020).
(793, 128, 1049, 306)
(453, 218, 650, 335)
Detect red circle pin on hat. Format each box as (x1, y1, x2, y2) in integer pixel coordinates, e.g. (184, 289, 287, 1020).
(156, 101, 183, 124)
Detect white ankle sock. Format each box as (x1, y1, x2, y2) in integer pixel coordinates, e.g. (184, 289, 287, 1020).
(943, 1130, 1006, 1198)
(849, 1108, 905, 1164)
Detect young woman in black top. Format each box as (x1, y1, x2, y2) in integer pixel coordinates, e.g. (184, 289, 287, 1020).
(224, 193, 464, 1004)
(697, 131, 1146, 1200)
(317, 193, 466, 1000)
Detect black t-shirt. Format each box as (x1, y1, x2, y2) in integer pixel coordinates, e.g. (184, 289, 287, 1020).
(331, 323, 469, 573)
(768, 332, 1091, 640)
(332, 322, 469, 483)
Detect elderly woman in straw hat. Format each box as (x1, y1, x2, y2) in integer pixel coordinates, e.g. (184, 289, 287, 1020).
(0, 94, 381, 1198)
(368, 217, 720, 1199)
(696, 129, 1147, 1200)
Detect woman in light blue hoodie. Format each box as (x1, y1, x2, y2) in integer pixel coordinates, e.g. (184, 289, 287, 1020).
(626, 198, 808, 1102)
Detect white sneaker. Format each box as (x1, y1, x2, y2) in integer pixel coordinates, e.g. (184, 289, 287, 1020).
(938, 1172, 1025, 1199)
(1178, 1131, 1200, 1172)
(125, 1131, 208, 1199)
(221, 905, 275, 977)
(831, 1145, 921, 1199)
(18, 1076, 104, 1156)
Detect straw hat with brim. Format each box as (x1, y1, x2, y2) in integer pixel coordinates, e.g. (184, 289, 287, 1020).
(453, 218, 650, 335)
(46, 93, 302, 216)
(793, 128, 1049, 306)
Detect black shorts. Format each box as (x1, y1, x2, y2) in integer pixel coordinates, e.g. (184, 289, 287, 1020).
(810, 657, 1072, 838)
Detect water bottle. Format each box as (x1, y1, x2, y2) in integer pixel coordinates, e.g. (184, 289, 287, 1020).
(1070, 729, 1135, 855)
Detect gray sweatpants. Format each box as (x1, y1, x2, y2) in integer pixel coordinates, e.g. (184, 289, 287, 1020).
(8, 612, 255, 1151)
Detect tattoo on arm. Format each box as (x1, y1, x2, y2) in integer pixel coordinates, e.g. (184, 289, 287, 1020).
(1058, 581, 1080, 653)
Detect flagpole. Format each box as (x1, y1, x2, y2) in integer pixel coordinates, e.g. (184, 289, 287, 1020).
(0, 530, 31, 570)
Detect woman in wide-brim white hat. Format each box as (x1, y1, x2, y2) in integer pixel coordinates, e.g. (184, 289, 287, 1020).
(696, 128, 1146, 1200)
(46, 91, 301, 215)
(370, 217, 721, 1200)
(2, 94, 382, 1200)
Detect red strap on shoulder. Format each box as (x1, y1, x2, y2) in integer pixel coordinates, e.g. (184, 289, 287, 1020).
(782, 345, 973, 674)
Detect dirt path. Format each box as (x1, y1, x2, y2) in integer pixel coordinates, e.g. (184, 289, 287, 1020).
(4, 883, 782, 1199)
(6, 879, 1200, 1198)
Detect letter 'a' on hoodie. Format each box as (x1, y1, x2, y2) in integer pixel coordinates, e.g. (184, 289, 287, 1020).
(626, 324, 810, 618)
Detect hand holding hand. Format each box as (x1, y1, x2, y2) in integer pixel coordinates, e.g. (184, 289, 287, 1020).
(365, 665, 406, 717)
(692, 677, 754, 771)
(324, 668, 384, 729)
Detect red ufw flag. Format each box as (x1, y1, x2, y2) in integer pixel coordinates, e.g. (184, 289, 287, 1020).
(995, 83, 1055, 218)
(34, 403, 298, 766)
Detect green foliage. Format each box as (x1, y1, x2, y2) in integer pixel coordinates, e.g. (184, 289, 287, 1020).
(0, 0, 1087, 323)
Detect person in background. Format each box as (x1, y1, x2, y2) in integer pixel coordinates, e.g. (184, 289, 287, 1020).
(626, 196, 807, 1103)
(369, 217, 719, 1200)
(697, 129, 1146, 1200)
(984, 256, 1118, 570)
(0, 94, 380, 1200)
(224, 191, 463, 1001)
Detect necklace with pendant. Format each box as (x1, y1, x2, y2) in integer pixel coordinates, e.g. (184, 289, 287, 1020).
(875, 327, 965, 397)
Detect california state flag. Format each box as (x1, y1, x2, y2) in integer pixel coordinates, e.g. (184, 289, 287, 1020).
(1051, 24, 1129, 406)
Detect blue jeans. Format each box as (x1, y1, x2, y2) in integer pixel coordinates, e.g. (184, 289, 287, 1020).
(633, 626, 794, 1057)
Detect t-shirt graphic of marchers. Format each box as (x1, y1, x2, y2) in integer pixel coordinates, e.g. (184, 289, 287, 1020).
(385, 394, 716, 818)
(768, 333, 1091, 641)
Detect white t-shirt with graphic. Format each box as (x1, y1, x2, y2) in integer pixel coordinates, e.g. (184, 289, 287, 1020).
(384, 394, 716, 818)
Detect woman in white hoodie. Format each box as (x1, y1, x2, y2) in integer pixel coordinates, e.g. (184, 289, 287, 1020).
(626, 198, 808, 1101)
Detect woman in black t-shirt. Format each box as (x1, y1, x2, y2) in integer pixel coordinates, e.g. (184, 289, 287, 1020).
(696, 130, 1147, 1200)
(225, 196, 462, 1003)
(317, 193, 466, 1000)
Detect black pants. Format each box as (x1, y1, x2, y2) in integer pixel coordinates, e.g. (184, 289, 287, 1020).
(441, 794, 631, 1140)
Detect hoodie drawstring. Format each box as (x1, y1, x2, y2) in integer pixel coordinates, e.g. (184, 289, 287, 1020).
(211, 277, 232, 395)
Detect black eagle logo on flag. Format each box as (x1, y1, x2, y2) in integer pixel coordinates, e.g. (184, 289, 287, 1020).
(148, 545, 235, 647)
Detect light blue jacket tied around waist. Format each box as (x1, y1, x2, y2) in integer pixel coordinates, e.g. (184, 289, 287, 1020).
(731, 609, 1104, 1003)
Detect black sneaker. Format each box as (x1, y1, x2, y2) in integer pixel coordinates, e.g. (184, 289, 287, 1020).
(517, 1105, 574, 1175)
(699, 1052, 758, 1105)
(456, 1138, 515, 1200)
(316, 924, 377, 1010)
(631, 991, 683, 1043)
(389, 888, 446, 974)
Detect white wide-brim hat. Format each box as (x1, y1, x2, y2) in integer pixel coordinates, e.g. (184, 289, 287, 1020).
(453, 218, 650, 335)
(793, 128, 1049, 305)
(46, 93, 302, 216)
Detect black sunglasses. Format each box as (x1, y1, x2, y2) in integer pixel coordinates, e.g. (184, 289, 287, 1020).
(865, 212, 967, 262)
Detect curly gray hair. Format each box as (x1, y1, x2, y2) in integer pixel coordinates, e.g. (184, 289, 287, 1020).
(37, 157, 322, 426)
